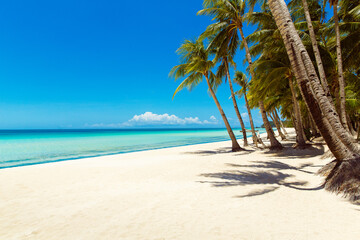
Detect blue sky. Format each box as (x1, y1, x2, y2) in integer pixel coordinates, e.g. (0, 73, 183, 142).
(0, 0, 263, 129)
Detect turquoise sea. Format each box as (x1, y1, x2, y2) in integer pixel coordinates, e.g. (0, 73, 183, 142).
(0, 128, 266, 169)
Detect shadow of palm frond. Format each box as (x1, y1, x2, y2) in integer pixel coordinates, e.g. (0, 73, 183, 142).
(264, 144, 325, 159)
(199, 170, 307, 188)
(235, 186, 280, 198)
(198, 168, 324, 198)
(184, 147, 255, 156)
(227, 161, 316, 174)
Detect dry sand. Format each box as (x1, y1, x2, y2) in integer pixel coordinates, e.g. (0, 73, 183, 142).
(1, 129, 359, 240)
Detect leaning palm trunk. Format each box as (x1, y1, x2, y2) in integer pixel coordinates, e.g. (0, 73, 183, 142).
(204, 75, 243, 152)
(225, 61, 248, 146)
(271, 110, 286, 140)
(289, 78, 307, 147)
(274, 109, 288, 135)
(238, 26, 282, 149)
(244, 92, 262, 147)
(269, 110, 286, 140)
(268, 0, 360, 199)
(309, 115, 320, 137)
(259, 101, 283, 149)
(268, 0, 359, 158)
(347, 114, 356, 136)
(332, 2, 349, 131)
(301, 0, 331, 100)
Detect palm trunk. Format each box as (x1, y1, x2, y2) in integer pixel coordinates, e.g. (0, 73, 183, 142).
(225, 59, 248, 146)
(271, 110, 286, 140)
(269, 111, 286, 140)
(244, 92, 260, 147)
(301, 0, 331, 99)
(268, 0, 360, 199)
(347, 114, 356, 136)
(333, 3, 349, 131)
(274, 109, 288, 135)
(259, 101, 283, 149)
(204, 74, 243, 152)
(267, 0, 359, 159)
(334, 84, 341, 116)
(309, 115, 320, 137)
(238, 26, 282, 149)
(289, 78, 307, 147)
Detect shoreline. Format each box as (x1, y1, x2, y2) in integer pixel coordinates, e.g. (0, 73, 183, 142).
(0, 129, 266, 171)
(0, 138, 240, 170)
(2, 128, 360, 239)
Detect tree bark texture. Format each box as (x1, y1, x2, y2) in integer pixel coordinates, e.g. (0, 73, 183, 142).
(205, 75, 243, 152)
(225, 60, 248, 146)
(268, 0, 359, 159)
(333, 4, 349, 131)
(259, 101, 283, 149)
(239, 26, 282, 149)
(289, 79, 307, 146)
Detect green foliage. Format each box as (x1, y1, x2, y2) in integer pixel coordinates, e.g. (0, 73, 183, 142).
(171, 0, 360, 135)
(169, 39, 218, 98)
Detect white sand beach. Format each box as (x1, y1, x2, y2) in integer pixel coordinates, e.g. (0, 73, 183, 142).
(1, 129, 359, 240)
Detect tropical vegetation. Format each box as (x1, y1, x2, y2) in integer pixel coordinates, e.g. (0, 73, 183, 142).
(170, 0, 360, 200)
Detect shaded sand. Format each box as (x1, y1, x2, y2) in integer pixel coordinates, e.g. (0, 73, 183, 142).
(1, 129, 359, 240)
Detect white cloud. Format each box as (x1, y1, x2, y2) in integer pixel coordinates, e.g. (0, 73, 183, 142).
(126, 112, 218, 126)
(86, 112, 220, 128)
(241, 112, 249, 120)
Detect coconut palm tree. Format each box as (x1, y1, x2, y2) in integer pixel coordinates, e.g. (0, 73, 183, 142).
(294, 0, 332, 100)
(170, 39, 243, 152)
(329, 0, 349, 131)
(267, 0, 360, 199)
(233, 71, 263, 147)
(200, 0, 283, 149)
(199, 1, 249, 146)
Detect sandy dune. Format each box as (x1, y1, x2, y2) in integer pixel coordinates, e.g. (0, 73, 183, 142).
(1, 129, 359, 240)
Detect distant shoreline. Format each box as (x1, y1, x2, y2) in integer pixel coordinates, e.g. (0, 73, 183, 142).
(0, 128, 268, 169)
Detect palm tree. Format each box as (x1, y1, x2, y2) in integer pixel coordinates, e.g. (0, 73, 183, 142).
(199, 1, 249, 146)
(329, 0, 349, 131)
(274, 109, 288, 135)
(170, 39, 243, 152)
(200, 0, 283, 149)
(251, 52, 307, 147)
(296, 0, 332, 100)
(233, 71, 263, 147)
(267, 0, 360, 198)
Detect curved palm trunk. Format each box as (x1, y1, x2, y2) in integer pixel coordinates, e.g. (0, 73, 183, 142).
(238, 26, 282, 149)
(268, 0, 360, 199)
(301, 0, 331, 99)
(333, 3, 349, 131)
(347, 114, 356, 136)
(274, 109, 288, 135)
(204, 74, 243, 152)
(289, 78, 307, 147)
(268, 0, 359, 158)
(309, 115, 320, 137)
(270, 110, 286, 140)
(225, 60, 248, 146)
(259, 101, 283, 149)
(244, 92, 261, 147)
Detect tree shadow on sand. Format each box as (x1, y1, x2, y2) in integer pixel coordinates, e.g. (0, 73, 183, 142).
(263, 143, 325, 159)
(227, 161, 316, 174)
(199, 160, 324, 198)
(184, 147, 255, 156)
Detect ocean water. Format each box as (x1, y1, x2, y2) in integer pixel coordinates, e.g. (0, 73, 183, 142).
(0, 128, 266, 169)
